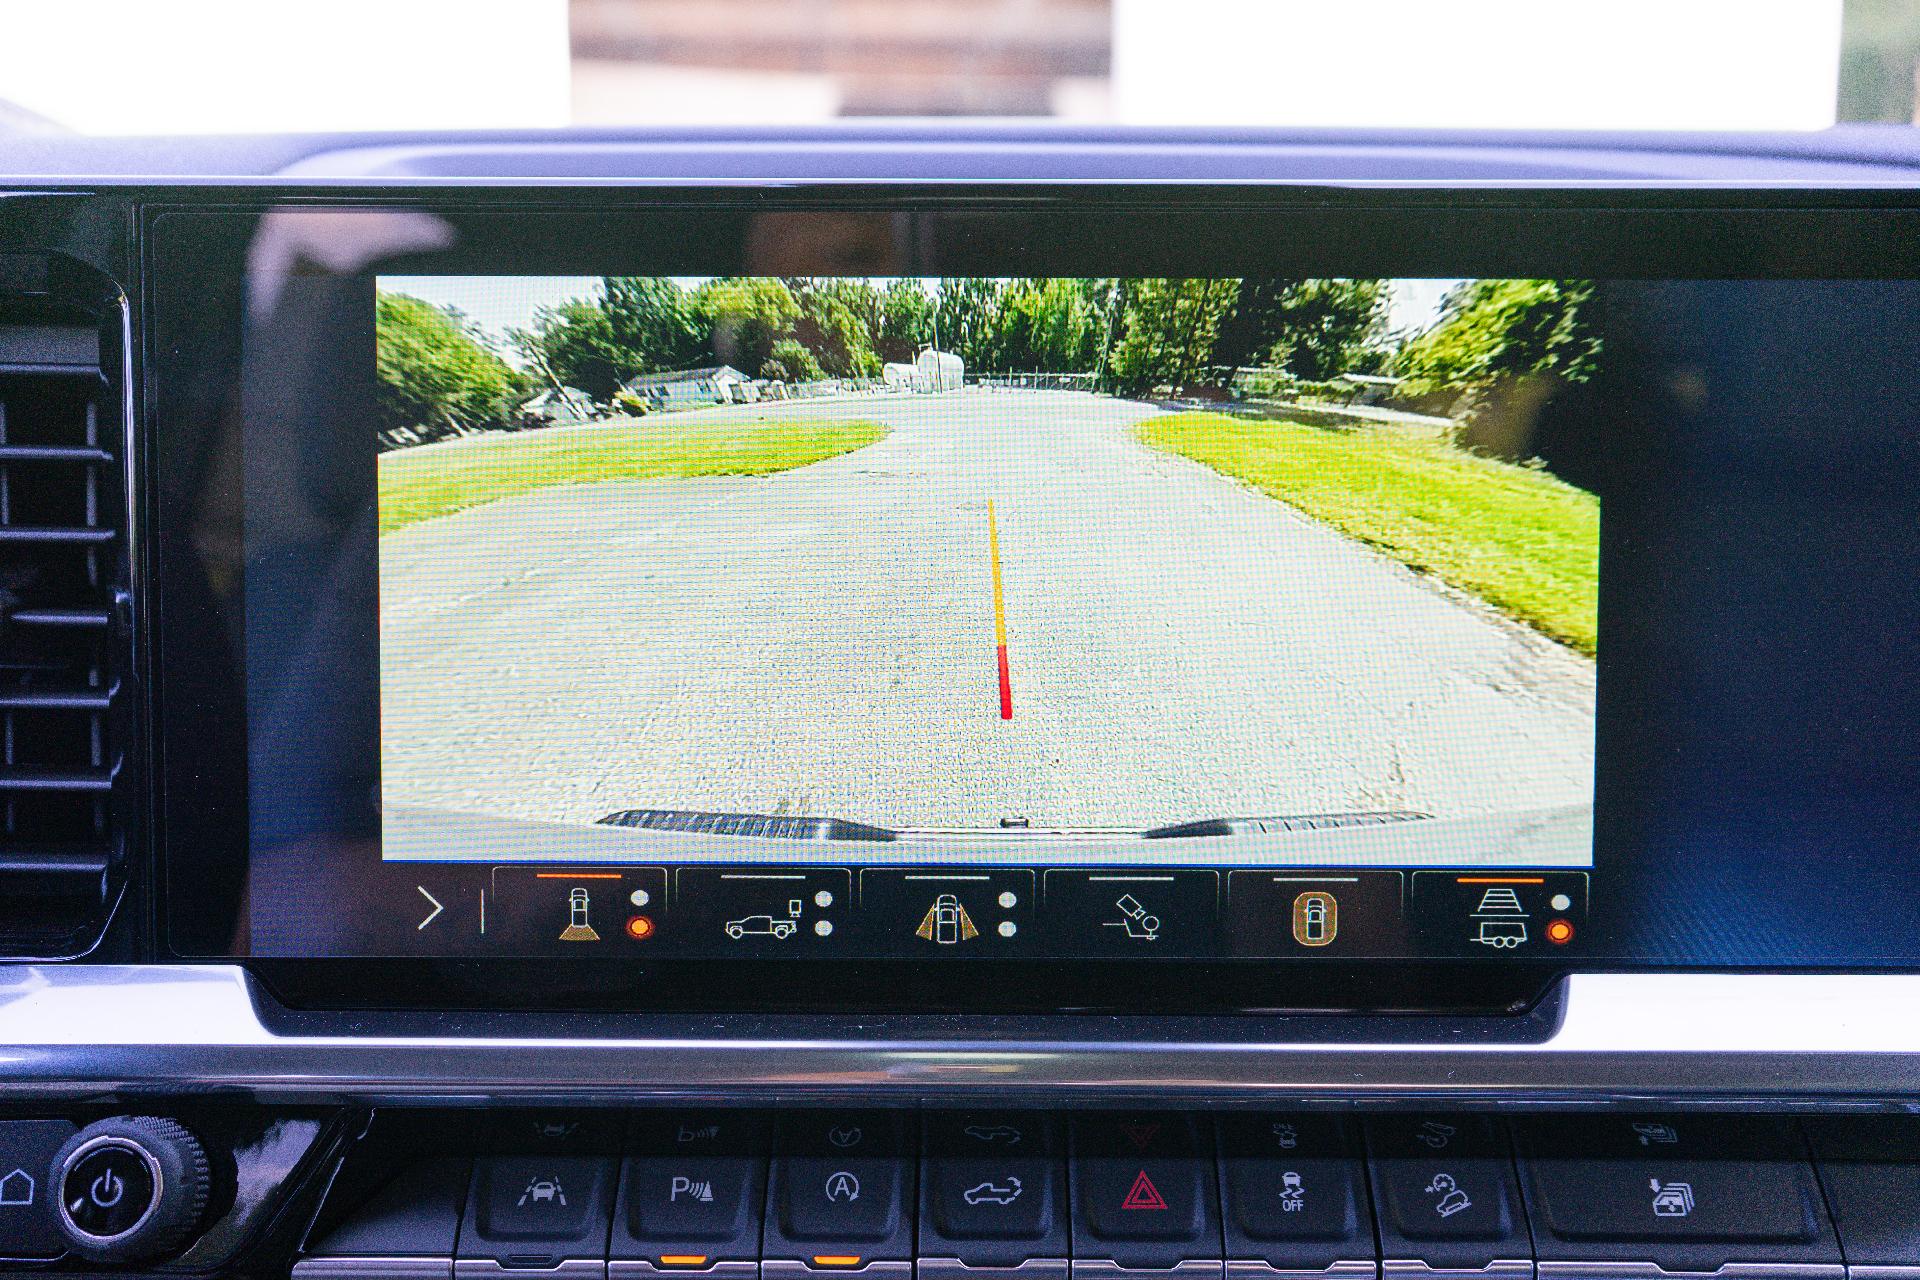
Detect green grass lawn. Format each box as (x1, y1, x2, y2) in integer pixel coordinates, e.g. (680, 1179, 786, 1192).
(378, 414, 887, 534)
(1135, 411, 1599, 655)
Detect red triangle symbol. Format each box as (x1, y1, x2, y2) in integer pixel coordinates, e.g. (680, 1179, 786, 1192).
(1119, 1122, 1161, 1152)
(1121, 1170, 1168, 1211)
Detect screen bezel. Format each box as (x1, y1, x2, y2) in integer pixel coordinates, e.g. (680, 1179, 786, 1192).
(145, 185, 1920, 1013)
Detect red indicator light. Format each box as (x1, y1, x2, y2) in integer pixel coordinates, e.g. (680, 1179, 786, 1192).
(626, 915, 656, 940)
(1546, 918, 1574, 945)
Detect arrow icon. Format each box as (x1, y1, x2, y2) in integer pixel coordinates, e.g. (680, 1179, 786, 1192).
(417, 886, 444, 930)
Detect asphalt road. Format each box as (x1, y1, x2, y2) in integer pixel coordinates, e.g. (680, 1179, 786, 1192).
(379, 390, 1596, 832)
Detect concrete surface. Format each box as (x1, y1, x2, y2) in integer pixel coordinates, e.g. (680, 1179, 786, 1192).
(378, 389, 1595, 833)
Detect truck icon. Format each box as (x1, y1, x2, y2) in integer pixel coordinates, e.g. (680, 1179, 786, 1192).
(962, 1178, 1023, 1205)
(725, 900, 803, 940)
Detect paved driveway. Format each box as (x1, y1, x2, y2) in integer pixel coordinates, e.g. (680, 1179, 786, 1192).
(378, 390, 1595, 832)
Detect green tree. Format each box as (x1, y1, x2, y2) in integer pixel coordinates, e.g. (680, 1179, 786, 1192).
(691, 277, 801, 376)
(789, 281, 881, 378)
(997, 278, 1103, 372)
(510, 278, 703, 401)
(602, 276, 704, 373)
(874, 279, 935, 364)
(933, 278, 1010, 371)
(376, 293, 521, 443)
(1108, 278, 1240, 396)
(762, 337, 827, 383)
(1392, 278, 1600, 402)
(510, 298, 627, 401)
(1215, 278, 1388, 380)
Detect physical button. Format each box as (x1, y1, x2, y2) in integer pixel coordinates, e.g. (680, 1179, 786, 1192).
(1517, 1115, 1839, 1277)
(1072, 1114, 1220, 1276)
(1367, 1116, 1526, 1276)
(614, 1113, 765, 1271)
(0, 1119, 74, 1259)
(922, 1113, 1067, 1274)
(462, 1156, 616, 1269)
(1520, 1115, 1820, 1245)
(51, 1117, 209, 1265)
(766, 1112, 912, 1275)
(306, 1158, 470, 1260)
(1217, 1115, 1370, 1265)
(1808, 1117, 1920, 1266)
(62, 1143, 156, 1240)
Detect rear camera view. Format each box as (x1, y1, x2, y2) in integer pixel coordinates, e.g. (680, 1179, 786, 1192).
(375, 276, 1598, 862)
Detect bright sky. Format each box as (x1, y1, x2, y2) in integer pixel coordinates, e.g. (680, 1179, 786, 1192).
(380, 275, 1467, 363)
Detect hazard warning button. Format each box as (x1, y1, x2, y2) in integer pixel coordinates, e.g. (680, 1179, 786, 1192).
(1072, 1115, 1218, 1261)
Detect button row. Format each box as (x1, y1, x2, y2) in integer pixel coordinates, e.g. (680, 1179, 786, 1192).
(418, 867, 1592, 959)
(287, 1111, 1918, 1280)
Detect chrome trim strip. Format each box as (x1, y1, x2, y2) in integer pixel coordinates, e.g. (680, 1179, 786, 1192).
(1073, 1263, 1223, 1280)
(1847, 1270, 1920, 1280)
(765, 1262, 912, 1280)
(610, 1262, 758, 1280)
(1382, 1262, 1532, 1280)
(3, 968, 1920, 1102)
(1536, 1267, 1845, 1280)
(1227, 1262, 1376, 1280)
(920, 1259, 1070, 1280)
(295, 1260, 455, 1280)
(456, 1261, 606, 1280)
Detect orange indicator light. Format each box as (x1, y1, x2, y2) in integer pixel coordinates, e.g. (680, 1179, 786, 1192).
(626, 915, 656, 940)
(659, 1257, 709, 1268)
(1546, 918, 1575, 945)
(813, 1258, 863, 1268)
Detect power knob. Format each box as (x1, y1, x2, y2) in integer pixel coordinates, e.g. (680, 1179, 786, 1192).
(51, 1116, 210, 1263)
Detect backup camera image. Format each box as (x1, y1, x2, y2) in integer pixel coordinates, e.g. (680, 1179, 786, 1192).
(374, 275, 1598, 862)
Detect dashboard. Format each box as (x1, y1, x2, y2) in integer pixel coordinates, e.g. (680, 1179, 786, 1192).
(0, 124, 1917, 1280)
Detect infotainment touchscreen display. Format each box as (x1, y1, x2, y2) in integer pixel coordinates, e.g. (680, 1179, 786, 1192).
(360, 273, 1595, 961)
(148, 196, 1920, 1007)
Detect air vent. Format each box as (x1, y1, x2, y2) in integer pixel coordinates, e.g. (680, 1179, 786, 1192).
(0, 256, 131, 957)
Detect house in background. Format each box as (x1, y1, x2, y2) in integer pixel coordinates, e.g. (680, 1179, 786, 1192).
(519, 386, 600, 425)
(622, 365, 748, 411)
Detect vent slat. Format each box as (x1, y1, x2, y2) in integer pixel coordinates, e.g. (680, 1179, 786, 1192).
(0, 681, 117, 711)
(10, 607, 111, 628)
(0, 766, 118, 794)
(0, 444, 113, 463)
(0, 526, 115, 544)
(0, 849, 110, 876)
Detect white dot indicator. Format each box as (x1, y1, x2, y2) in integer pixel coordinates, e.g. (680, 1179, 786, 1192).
(815, 920, 833, 937)
(997, 891, 1017, 909)
(814, 890, 834, 908)
(629, 889, 651, 908)
(998, 921, 1017, 938)
(1550, 893, 1572, 911)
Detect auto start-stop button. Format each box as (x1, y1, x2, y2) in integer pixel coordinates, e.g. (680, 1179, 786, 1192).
(60, 1139, 159, 1240)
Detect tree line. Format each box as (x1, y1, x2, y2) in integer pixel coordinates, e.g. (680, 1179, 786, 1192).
(376, 276, 1598, 442)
